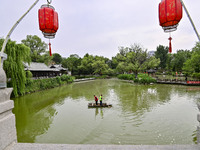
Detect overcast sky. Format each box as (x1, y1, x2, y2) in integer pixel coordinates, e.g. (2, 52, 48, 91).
(1, 0, 200, 58)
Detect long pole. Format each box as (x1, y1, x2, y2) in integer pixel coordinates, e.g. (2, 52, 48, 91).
(0, 0, 40, 66)
(180, 0, 200, 42)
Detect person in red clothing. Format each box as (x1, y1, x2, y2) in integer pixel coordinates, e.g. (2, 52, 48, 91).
(94, 95, 98, 105)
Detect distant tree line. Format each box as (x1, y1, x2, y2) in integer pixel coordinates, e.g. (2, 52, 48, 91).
(155, 44, 200, 78)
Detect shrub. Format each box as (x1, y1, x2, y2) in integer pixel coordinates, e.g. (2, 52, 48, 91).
(192, 73, 200, 79)
(117, 74, 135, 80)
(117, 73, 156, 84)
(56, 76, 62, 85)
(24, 75, 74, 95)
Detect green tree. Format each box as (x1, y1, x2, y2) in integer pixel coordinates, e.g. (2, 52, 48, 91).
(52, 53, 62, 64)
(21, 35, 47, 62)
(126, 44, 148, 78)
(116, 62, 128, 74)
(111, 56, 118, 69)
(166, 53, 173, 72)
(118, 46, 129, 56)
(92, 60, 109, 75)
(39, 51, 53, 65)
(112, 48, 127, 73)
(62, 54, 81, 75)
(92, 56, 109, 75)
(0, 38, 31, 97)
(78, 54, 94, 75)
(183, 42, 200, 74)
(171, 50, 191, 72)
(155, 45, 168, 70)
(145, 56, 160, 70)
(116, 44, 160, 78)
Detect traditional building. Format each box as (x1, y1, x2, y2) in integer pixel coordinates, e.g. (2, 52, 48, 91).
(24, 62, 68, 78)
(49, 64, 70, 75)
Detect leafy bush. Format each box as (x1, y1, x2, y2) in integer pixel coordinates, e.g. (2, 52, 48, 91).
(117, 73, 156, 84)
(24, 75, 74, 94)
(136, 73, 156, 84)
(95, 75, 109, 79)
(117, 74, 135, 80)
(192, 73, 200, 79)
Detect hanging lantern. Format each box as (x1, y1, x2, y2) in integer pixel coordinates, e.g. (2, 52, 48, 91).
(159, 0, 182, 32)
(159, 0, 182, 53)
(38, 0, 59, 56)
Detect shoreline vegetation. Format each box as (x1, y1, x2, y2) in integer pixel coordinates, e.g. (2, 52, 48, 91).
(9, 74, 75, 98)
(10, 74, 154, 98)
(9, 73, 200, 98)
(117, 74, 156, 84)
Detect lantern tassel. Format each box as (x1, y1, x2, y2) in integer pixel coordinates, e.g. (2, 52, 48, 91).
(168, 35, 172, 53)
(49, 40, 52, 56)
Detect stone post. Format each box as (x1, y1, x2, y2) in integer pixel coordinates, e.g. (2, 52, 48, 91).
(0, 52, 17, 150)
(197, 114, 200, 144)
(197, 103, 200, 144)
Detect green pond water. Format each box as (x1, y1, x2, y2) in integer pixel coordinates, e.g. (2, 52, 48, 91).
(13, 79, 200, 145)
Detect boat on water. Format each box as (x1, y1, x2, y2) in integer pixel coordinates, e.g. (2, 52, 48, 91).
(88, 103, 112, 108)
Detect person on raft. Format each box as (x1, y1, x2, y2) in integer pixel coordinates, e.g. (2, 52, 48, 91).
(99, 94, 103, 106)
(94, 95, 98, 105)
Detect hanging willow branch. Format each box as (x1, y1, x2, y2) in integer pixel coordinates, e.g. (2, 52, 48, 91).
(0, 39, 31, 97)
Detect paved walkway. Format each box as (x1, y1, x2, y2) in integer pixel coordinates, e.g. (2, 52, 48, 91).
(7, 143, 200, 150)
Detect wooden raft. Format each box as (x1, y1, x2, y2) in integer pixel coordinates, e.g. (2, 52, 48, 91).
(88, 103, 112, 108)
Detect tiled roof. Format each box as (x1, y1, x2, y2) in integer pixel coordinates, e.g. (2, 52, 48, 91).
(24, 62, 59, 72)
(49, 64, 67, 71)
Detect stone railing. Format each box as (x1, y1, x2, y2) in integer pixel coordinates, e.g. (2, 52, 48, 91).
(197, 103, 200, 144)
(0, 53, 17, 150)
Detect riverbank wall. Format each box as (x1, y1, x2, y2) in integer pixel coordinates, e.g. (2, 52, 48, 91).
(157, 80, 200, 86)
(74, 78, 95, 82)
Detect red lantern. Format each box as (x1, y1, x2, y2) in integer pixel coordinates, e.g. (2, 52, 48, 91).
(159, 0, 182, 53)
(159, 0, 182, 32)
(38, 2, 59, 56)
(39, 4, 58, 38)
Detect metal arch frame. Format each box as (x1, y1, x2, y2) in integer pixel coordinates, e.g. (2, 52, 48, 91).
(180, 0, 200, 42)
(0, 0, 40, 66)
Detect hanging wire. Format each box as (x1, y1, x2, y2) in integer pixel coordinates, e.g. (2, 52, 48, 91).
(47, 0, 52, 4)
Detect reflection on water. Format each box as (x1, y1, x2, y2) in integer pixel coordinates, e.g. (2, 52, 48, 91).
(12, 79, 200, 144)
(95, 108, 104, 119)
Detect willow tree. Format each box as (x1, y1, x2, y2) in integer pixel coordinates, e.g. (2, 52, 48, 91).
(0, 38, 31, 97)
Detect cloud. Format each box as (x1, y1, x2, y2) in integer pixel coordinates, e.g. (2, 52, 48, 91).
(1, 0, 200, 58)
